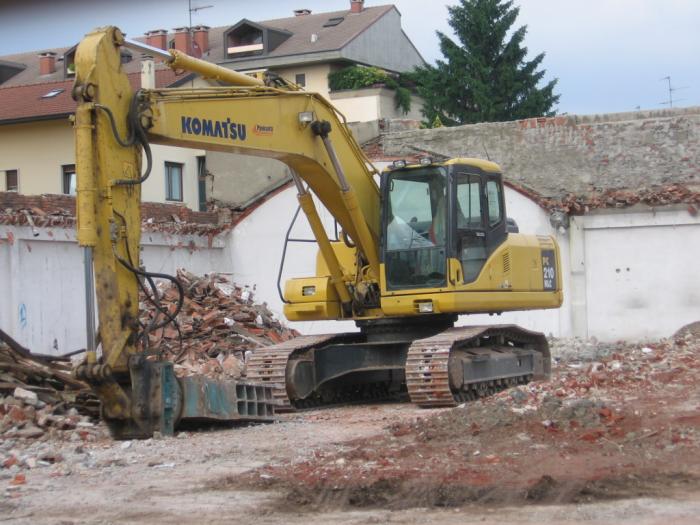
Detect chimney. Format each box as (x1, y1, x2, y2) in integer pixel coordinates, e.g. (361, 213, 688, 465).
(140, 55, 155, 90)
(173, 27, 192, 54)
(350, 0, 364, 13)
(192, 25, 210, 54)
(294, 9, 312, 16)
(145, 29, 168, 51)
(38, 52, 57, 75)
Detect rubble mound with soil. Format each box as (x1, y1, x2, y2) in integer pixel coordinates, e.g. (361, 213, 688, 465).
(232, 336, 700, 509)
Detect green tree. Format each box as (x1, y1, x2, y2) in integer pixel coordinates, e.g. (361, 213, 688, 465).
(415, 0, 559, 125)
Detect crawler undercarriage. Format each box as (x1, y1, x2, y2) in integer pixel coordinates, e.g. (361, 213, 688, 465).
(247, 317, 550, 411)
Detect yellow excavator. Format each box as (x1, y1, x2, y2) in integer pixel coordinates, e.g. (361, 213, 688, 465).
(72, 27, 562, 438)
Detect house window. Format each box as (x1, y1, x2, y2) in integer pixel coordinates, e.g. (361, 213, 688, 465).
(4, 170, 18, 192)
(295, 73, 306, 87)
(165, 162, 184, 201)
(62, 164, 76, 195)
(197, 156, 207, 212)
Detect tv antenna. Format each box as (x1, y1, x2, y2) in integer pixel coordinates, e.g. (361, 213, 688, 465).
(659, 76, 688, 108)
(189, 0, 213, 28)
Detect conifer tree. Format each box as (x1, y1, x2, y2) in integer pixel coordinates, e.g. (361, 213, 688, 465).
(415, 0, 559, 125)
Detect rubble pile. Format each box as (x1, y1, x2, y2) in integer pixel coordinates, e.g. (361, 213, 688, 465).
(0, 339, 101, 443)
(0, 204, 228, 236)
(0, 206, 74, 229)
(243, 335, 700, 503)
(141, 269, 299, 379)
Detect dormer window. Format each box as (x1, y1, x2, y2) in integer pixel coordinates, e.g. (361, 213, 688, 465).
(63, 45, 77, 77)
(223, 20, 292, 60)
(227, 25, 263, 57)
(0, 59, 26, 85)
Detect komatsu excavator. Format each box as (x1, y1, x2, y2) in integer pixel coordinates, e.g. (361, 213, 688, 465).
(72, 27, 562, 438)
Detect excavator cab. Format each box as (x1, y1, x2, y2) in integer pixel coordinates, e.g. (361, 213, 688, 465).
(381, 158, 508, 291)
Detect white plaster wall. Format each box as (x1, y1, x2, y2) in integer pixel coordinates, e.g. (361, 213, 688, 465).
(580, 209, 700, 341)
(331, 88, 424, 123)
(5, 196, 696, 356)
(0, 225, 230, 355)
(330, 93, 380, 123)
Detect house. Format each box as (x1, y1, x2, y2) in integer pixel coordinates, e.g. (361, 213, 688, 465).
(0, 49, 206, 210)
(0, 1, 425, 210)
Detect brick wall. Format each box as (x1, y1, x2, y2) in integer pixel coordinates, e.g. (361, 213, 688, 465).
(381, 107, 700, 199)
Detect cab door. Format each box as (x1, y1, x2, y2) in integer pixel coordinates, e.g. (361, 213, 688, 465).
(451, 168, 507, 283)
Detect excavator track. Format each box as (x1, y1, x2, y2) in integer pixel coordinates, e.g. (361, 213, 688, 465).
(246, 333, 401, 411)
(246, 334, 337, 412)
(405, 325, 549, 408)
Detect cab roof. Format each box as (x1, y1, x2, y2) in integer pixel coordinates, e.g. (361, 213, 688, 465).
(443, 157, 502, 173)
(382, 157, 502, 174)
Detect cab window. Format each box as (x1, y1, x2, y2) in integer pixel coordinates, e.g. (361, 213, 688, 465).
(456, 175, 482, 229)
(486, 179, 503, 226)
(384, 168, 447, 289)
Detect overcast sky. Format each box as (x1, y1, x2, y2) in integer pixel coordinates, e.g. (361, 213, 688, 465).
(1, 0, 698, 115)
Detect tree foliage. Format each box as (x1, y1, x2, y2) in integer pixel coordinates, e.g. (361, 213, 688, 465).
(414, 0, 559, 125)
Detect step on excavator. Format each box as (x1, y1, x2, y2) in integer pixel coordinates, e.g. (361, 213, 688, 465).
(72, 27, 562, 437)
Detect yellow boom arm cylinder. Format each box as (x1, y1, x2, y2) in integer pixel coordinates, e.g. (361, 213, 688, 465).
(168, 49, 264, 87)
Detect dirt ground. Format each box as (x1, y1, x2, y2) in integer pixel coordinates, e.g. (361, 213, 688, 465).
(2, 335, 700, 524)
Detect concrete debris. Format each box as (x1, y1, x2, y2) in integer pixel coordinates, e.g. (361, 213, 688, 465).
(241, 335, 700, 499)
(12, 388, 38, 406)
(1, 377, 104, 445)
(0, 331, 102, 444)
(140, 269, 299, 379)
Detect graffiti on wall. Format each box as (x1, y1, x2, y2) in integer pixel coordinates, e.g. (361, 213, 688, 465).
(18, 303, 27, 329)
